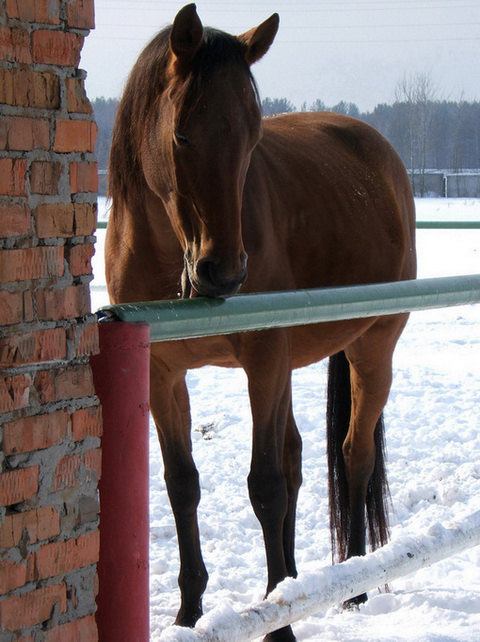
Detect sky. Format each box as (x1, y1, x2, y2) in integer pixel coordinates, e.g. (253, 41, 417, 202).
(81, 0, 480, 112)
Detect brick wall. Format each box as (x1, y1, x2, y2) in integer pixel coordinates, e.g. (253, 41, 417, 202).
(0, 1, 101, 639)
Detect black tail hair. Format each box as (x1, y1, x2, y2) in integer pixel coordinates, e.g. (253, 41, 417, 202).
(327, 351, 390, 562)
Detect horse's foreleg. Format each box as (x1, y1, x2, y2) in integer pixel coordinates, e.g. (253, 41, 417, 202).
(150, 355, 208, 627)
(242, 330, 297, 642)
(282, 405, 302, 579)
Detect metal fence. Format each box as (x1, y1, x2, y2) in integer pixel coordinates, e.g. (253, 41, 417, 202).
(409, 171, 480, 198)
(101, 274, 480, 342)
(96, 220, 480, 230)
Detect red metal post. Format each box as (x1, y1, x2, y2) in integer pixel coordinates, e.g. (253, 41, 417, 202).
(91, 321, 150, 642)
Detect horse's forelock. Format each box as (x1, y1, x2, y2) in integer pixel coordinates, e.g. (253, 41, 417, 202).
(177, 28, 260, 121)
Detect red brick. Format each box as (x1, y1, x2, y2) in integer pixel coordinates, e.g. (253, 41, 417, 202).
(67, 243, 95, 276)
(34, 365, 95, 405)
(24, 289, 34, 321)
(0, 328, 66, 367)
(83, 448, 102, 481)
(65, 77, 93, 114)
(32, 30, 83, 66)
(0, 158, 27, 196)
(0, 246, 64, 283)
(0, 557, 34, 595)
(30, 161, 63, 195)
(74, 202, 97, 235)
(0, 373, 31, 413)
(0, 116, 50, 151)
(0, 466, 38, 506)
(52, 454, 80, 491)
(34, 370, 55, 404)
(69, 161, 98, 193)
(0, 26, 32, 64)
(0, 506, 60, 548)
(0, 290, 23, 324)
(45, 615, 98, 642)
(0, 583, 66, 631)
(0, 290, 34, 324)
(35, 284, 91, 320)
(66, 0, 95, 30)
(0, 203, 30, 237)
(72, 406, 102, 441)
(55, 120, 96, 153)
(57, 364, 96, 399)
(35, 203, 74, 237)
(35, 202, 97, 237)
(3, 410, 69, 455)
(0, 68, 59, 108)
(69, 321, 99, 357)
(35, 531, 99, 579)
(6, 0, 61, 24)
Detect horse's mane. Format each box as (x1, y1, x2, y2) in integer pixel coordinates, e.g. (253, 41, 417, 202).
(108, 27, 170, 213)
(108, 26, 258, 215)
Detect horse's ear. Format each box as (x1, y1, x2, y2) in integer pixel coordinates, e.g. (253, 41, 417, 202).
(238, 13, 279, 66)
(170, 4, 203, 68)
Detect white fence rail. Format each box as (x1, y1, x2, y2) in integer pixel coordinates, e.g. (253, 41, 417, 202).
(159, 511, 480, 642)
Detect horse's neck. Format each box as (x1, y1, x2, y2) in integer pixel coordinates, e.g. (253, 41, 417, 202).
(121, 191, 180, 259)
(108, 190, 184, 301)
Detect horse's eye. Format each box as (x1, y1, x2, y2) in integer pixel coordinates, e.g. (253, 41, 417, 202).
(174, 131, 191, 147)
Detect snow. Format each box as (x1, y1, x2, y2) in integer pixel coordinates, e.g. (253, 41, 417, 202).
(92, 198, 480, 641)
(156, 511, 480, 641)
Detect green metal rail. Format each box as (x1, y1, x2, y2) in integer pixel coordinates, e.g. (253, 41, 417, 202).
(96, 220, 480, 230)
(415, 221, 480, 229)
(100, 274, 480, 343)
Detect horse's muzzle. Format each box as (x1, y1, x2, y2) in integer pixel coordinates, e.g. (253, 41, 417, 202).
(185, 255, 247, 299)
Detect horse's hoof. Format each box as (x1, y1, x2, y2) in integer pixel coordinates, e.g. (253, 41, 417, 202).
(263, 625, 297, 641)
(343, 592, 367, 610)
(174, 606, 202, 628)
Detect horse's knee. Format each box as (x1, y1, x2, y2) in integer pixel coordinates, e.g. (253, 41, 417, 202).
(165, 466, 201, 520)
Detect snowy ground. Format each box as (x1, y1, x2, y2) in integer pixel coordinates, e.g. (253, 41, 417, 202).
(92, 199, 480, 641)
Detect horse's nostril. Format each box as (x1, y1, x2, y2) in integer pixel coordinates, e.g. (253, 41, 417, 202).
(196, 258, 218, 288)
(194, 257, 246, 298)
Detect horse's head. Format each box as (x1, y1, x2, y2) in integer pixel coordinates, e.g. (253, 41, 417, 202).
(141, 4, 279, 298)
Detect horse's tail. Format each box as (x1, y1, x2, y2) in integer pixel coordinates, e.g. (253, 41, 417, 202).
(327, 351, 390, 562)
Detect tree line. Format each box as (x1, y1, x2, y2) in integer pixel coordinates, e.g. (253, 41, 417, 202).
(93, 87, 480, 196)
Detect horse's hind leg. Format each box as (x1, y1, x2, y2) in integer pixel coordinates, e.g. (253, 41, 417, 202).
(150, 354, 208, 627)
(282, 404, 302, 579)
(329, 315, 408, 605)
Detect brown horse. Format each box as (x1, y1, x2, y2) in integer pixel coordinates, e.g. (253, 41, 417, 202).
(106, 4, 416, 640)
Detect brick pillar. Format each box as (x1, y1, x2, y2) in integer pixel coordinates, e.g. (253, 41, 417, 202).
(0, 1, 101, 639)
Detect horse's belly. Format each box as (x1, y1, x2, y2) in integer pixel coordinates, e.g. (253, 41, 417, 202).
(150, 317, 380, 373)
(150, 335, 242, 371)
(290, 318, 376, 368)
